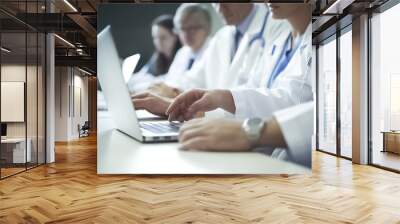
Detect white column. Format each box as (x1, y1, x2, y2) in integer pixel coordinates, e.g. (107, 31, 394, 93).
(46, 33, 55, 163)
(45, 1, 56, 163)
(352, 14, 369, 164)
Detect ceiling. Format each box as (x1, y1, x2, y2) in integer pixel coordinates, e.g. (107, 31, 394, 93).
(312, 0, 390, 44)
(0, 0, 394, 74)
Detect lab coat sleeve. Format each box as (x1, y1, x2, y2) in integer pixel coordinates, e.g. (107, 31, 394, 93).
(273, 102, 314, 168)
(230, 43, 313, 119)
(231, 81, 312, 119)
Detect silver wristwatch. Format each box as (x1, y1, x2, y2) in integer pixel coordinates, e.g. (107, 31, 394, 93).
(242, 118, 265, 147)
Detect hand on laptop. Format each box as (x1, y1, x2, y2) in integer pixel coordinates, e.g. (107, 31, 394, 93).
(131, 92, 173, 117)
(178, 118, 251, 151)
(166, 89, 236, 121)
(148, 82, 181, 98)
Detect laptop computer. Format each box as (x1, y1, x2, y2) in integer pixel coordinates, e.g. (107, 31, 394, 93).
(97, 25, 180, 142)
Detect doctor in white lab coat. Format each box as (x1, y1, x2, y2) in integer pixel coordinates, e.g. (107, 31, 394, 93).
(165, 3, 314, 167)
(128, 4, 211, 94)
(173, 3, 290, 90)
(231, 22, 313, 119)
(165, 4, 312, 121)
(132, 3, 291, 115)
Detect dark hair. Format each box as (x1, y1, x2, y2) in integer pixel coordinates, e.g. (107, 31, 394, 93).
(147, 15, 182, 77)
(152, 14, 175, 32)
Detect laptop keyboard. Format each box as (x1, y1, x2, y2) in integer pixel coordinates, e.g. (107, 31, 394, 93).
(140, 121, 181, 134)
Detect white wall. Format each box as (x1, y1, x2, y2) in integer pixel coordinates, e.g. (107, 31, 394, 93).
(55, 67, 89, 141)
(1, 63, 46, 164)
(1, 65, 40, 137)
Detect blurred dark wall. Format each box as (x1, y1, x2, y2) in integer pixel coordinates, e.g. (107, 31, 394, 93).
(98, 4, 180, 71)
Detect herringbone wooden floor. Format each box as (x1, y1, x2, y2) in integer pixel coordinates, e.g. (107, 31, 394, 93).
(1, 135, 400, 224)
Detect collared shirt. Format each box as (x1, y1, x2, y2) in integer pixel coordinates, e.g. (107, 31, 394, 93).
(231, 5, 258, 59)
(236, 4, 258, 36)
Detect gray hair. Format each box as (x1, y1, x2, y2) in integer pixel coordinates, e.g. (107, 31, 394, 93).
(174, 3, 211, 34)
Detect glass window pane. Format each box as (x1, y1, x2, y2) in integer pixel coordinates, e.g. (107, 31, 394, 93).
(27, 31, 38, 169)
(1, 30, 28, 177)
(38, 33, 46, 165)
(318, 38, 337, 154)
(340, 30, 352, 158)
(0, 0, 46, 179)
(371, 3, 400, 171)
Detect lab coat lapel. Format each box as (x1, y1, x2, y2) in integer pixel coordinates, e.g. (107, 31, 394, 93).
(225, 34, 250, 87)
(215, 26, 235, 88)
(261, 32, 291, 88)
(226, 4, 267, 88)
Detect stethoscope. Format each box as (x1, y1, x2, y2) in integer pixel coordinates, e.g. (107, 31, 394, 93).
(266, 34, 302, 88)
(236, 10, 270, 85)
(247, 10, 270, 49)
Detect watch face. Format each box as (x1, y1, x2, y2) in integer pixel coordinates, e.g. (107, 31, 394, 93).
(248, 118, 263, 126)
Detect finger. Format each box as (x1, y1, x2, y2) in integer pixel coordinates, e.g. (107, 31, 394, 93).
(179, 136, 210, 151)
(131, 92, 149, 99)
(183, 111, 195, 121)
(182, 100, 204, 120)
(189, 93, 214, 112)
(132, 98, 148, 109)
(193, 111, 206, 118)
(179, 126, 207, 142)
(148, 85, 159, 92)
(165, 95, 184, 115)
(177, 115, 185, 123)
(168, 103, 185, 121)
(179, 119, 203, 135)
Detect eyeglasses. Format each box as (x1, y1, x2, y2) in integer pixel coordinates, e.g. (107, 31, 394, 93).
(175, 25, 205, 33)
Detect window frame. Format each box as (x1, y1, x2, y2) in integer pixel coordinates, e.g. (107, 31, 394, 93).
(367, 0, 400, 173)
(315, 24, 353, 160)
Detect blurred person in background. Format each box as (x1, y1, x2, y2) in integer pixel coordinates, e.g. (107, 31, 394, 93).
(127, 14, 181, 92)
(132, 3, 290, 115)
(148, 3, 212, 98)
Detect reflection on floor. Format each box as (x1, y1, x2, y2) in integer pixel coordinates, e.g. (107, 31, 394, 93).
(0, 135, 400, 223)
(0, 167, 25, 178)
(0, 162, 43, 179)
(373, 150, 400, 171)
(341, 147, 352, 158)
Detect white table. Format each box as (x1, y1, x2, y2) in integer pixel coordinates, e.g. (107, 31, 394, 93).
(97, 111, 309, 174)
(1, 138, 31, 163)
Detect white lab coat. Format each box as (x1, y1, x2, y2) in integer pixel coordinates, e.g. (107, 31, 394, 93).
(231, 23, 313, 119)
(163, 41, 208, 87)
(174, 4, 290, 90)
(127, 41, 208, 93)
(243, 31, 291, 89)
(268, 101, 314, 168)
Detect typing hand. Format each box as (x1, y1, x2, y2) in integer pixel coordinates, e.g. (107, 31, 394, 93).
(178, 118, 251, 151)
(165, 89, 217, 122)
(148, 82, 181, 98)
(131, 92, 172, 117)
(166, 89, 236, 122)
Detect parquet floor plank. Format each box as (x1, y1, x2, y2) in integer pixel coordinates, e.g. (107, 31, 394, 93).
(0, 135, 400, 223)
